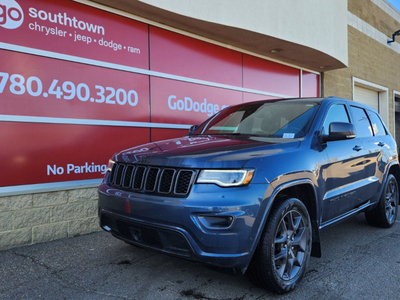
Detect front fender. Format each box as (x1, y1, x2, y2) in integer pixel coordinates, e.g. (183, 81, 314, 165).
(248, 178, 321, 265)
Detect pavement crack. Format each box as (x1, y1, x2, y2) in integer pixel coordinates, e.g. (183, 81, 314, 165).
(76, 288, 137, 300)
(10, 251, 135, 299)
(12, 251, 53, 271)
(180, 288, 246, 300)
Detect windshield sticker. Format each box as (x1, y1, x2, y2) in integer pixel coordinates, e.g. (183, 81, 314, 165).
(283, 133, 295, 138)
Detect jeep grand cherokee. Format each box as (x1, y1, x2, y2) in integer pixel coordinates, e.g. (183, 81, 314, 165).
(98, 97, 399, 293)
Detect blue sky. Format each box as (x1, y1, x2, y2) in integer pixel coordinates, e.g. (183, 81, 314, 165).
(387, 0, 400, 12)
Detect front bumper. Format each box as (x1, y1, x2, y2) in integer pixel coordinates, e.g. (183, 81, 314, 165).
(98, 181, 269, 271)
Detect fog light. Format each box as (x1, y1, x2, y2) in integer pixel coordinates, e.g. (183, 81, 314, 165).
(198, 215, 234, 229)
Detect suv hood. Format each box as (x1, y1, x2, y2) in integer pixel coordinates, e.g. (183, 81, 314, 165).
(115, 135, 300, 169)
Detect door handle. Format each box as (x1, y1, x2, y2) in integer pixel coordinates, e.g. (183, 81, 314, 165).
(378, 142, 385, 147)
(353, 145, 363, 151)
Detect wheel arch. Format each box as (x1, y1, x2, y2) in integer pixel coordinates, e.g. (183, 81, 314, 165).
(251, 180, 322, 261)
(272, 181, 322, 258)
(374, 161, 400, 208)
(388, 162, 400, 188)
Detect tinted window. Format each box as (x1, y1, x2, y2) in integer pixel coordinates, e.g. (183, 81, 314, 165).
(350, 106, 373, 138)
(322, 104, 350, 136)
(368, 112, 387, 136)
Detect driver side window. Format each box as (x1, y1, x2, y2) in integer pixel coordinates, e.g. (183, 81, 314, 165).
(322, 104, 350, 136)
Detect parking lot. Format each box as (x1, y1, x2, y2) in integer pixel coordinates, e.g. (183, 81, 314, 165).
(1, 213, 399, 300)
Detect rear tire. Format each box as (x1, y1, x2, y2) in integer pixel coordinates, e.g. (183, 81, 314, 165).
(248, 198, 312, 293)
(365, 174, 399, 228)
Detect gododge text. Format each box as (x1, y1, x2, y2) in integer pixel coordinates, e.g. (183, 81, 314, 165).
(168, 95, 227, 117)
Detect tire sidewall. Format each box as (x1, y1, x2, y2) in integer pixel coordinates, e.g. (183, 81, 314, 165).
(266, 198, 312, 292)
(381, 174, 399, 226)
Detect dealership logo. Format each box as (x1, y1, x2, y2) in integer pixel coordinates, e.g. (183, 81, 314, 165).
(0, 0, 24, 29)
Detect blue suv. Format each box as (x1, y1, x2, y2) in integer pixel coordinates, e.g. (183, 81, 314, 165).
(98, 97, 399, 293)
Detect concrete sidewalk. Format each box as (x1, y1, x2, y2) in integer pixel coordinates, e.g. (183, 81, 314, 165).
(1, 214, 399, 300)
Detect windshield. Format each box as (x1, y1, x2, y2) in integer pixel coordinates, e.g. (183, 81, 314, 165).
(192, 101, 319, 138)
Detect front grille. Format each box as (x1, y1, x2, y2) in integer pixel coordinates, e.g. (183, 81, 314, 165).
(109, 163, 196, 197)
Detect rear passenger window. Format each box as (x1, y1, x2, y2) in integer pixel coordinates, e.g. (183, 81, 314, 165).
(350, 106, 373, 138)
(368, 112, 387, 136)
(322, 104, 350, 136)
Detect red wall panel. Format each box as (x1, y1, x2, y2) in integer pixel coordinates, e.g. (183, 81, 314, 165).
(0, 122, 150, 187)
(149, 26, 242, 86)
(150, 77, 243, 125)
(0, 0, 319, 189)
(243, 92, 277, 103)
(0, 50, 150, 122)
(0, 0, 149, 69)
(243, 54, 300, 97)
(302, 71, 320, 97)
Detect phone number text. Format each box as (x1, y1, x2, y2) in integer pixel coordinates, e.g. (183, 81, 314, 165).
(0, 72, 138, 106)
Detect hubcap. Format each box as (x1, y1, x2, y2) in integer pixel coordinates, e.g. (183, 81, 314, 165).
(385, 178, 398, 223)
(274, 210, 309, 281)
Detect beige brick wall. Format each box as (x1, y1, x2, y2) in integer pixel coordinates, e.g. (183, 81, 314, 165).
(323, 24, 400, 133)
(0, 188, 100, 250)
(348, 0, 400, 37)
(323, 0, 400, 134)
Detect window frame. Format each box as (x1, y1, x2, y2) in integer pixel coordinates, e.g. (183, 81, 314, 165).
(320, 103, 351, 137)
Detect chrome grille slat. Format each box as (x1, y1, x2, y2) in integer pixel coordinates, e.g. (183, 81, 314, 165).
(115, 164, 125, 186)
(122, 165, 135, 188)
(175, 170, 195, 195)
(109, 163, 195, 197)
(109, 163, 118, 185)
(144, 168, 160, 192)
(133, 166, 146, 190)
(158, 169, 176, 194)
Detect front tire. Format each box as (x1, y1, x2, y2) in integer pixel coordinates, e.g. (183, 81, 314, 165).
(365, 174, 399, 228)
(248, 198, 312, 293)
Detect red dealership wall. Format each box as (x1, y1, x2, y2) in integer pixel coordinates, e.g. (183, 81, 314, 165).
(0, 0, 319, 189)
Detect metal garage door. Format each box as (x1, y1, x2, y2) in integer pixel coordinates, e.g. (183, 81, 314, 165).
(354, 86, 379, 112)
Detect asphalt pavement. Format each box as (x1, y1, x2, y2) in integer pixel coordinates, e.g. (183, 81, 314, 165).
(1, 213, 399, 300)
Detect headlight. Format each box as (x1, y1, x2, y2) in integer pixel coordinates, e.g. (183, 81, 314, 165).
(197, 169, 254, 187)
(106, 157, 116, 172)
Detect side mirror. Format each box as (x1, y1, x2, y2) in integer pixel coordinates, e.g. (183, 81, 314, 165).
(321, 122, 356, 142)
(189, 125, 199, 133)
